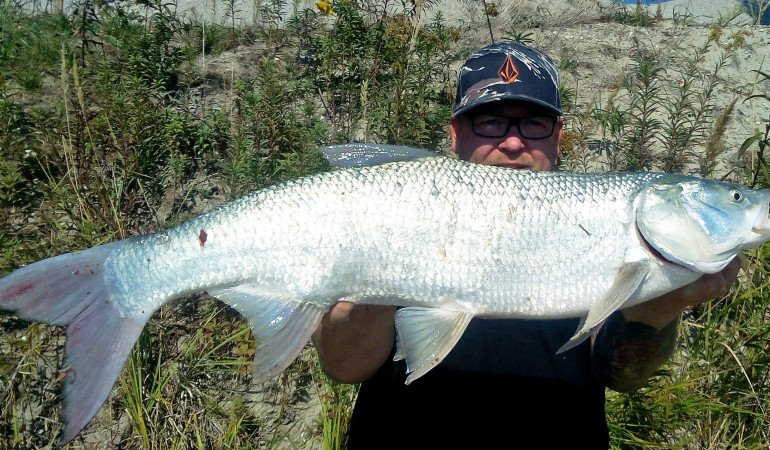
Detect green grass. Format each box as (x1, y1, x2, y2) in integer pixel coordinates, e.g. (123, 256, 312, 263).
(606, 247, 770, 448)
(0, 0, 769, 448)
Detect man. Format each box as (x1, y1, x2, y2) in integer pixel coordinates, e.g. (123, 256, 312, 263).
(312, 42, 740, 448)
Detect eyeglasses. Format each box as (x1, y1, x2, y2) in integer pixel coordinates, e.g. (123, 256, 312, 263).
(470, 114, 558, 139)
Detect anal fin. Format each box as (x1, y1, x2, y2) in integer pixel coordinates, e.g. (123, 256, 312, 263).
(208, 285, 326, 383)
(394, 307, 473, 384)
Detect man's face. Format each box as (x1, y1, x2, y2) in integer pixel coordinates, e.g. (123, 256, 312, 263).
(450, 101, 563, 172)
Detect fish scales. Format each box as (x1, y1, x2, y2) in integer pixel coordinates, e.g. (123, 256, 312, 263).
(3, 153, 770, 444)
(110, 157, 658, 317)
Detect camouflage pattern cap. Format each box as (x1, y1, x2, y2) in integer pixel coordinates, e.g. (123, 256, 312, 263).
(454, 41, 562, 116)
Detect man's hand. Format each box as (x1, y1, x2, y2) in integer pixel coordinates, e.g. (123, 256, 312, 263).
(593, 257, 742, 392)
(621, 257, 742, 331)
(312, 302, 397, 383)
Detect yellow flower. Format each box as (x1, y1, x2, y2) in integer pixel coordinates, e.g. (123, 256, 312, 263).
(316, 0, 334, 14)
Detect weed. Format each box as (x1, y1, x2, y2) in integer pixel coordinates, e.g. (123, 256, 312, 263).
(0, 4, 70, 94)
(700, 97, 736, 179)
(365, 12, 457, 148)
(671, 3, 694, 26)
(621, 46, 664, 171)
(504, 28, 534, 45)
(603, 0, 657, 27)
(307, 0, 455, 148)
(234, 58, 328, 194)
(121, 327, 174, 449)
(715, 5, 747, 27)
(607, 247, 770, 448)
(656, 25, 741, 174)
(72, 0, 102, 65)
(742, 69, 770, 188)
(740, 0, 770, 25)
(558, 116, 593, 173)
(590, 90, 629, 172)
(318, 369, 357, 450)
(583, 27, 740, 175)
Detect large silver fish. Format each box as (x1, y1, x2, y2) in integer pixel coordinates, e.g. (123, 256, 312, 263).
(2, 146, 770, 443)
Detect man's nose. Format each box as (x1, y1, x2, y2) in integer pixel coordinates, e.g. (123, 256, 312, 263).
(498, 128, 525, 153)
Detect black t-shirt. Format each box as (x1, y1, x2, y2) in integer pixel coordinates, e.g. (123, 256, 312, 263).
(346, 317, 609, 449)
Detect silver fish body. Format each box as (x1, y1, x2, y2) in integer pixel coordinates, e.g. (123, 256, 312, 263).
(112, 158, 660, 317)
(2, 154, 770, 443)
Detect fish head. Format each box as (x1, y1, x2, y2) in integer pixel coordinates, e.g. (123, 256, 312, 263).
(636, 177, 770, 274)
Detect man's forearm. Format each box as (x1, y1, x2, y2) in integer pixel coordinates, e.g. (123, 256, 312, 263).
(591, 311, 680, 392)
(312, 302, 397, 384)
(592, 259, 740, 392)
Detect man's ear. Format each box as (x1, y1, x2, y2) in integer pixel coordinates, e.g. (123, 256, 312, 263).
(554, 117, 564, 157)
(449, 115, 460, 156)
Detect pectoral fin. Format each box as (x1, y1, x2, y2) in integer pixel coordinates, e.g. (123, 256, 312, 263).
(557, 261, 649, 354)
(208, 286, 325, 382)
(394, 307, 473, 384)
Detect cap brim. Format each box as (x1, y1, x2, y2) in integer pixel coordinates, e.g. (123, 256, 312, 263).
(454, 93, 562, 117)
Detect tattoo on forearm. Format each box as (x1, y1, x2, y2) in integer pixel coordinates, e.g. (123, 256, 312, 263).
(592, 312, 680, 391)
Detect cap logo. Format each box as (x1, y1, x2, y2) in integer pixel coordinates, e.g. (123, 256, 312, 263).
(498, 55, 519, 83)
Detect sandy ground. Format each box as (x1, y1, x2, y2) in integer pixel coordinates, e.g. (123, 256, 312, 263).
(37, 0, 768, 26)
(168, 0, 766, 26)
(635, 0, 758, 22)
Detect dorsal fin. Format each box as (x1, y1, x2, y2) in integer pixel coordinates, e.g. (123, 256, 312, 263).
(320, 143, 439, 169)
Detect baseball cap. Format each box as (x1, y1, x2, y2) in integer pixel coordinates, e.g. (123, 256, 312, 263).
(453, 41, 562, 117)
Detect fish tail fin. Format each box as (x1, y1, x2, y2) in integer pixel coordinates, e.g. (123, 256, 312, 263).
(0, 241, 149, 444)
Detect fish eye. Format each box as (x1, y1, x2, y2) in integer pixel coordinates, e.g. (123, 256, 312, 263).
(730, 189, 744, 202)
